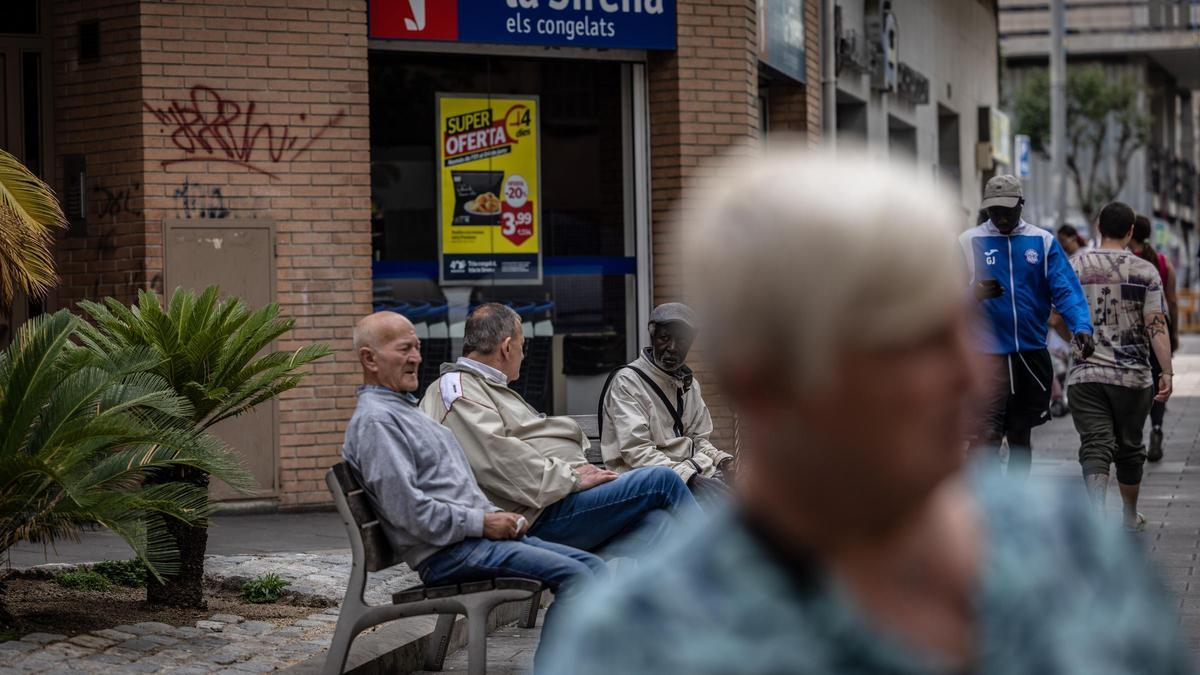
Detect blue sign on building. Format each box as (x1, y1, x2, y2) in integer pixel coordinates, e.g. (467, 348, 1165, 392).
(370, 0, 677, 51)
(1015, 134, 1031, 179)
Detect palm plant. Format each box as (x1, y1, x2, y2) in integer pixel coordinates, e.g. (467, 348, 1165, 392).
(0, 311, 252, 624)
(0, 148, 66, 308)
(76, 287, 331, 608)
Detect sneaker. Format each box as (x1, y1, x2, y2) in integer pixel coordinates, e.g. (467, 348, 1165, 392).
(1148, 428, 1164, 463)
(1124, 512, 1148, 533)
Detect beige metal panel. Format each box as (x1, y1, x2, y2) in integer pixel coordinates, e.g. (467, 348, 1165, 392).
(163, 220, 278, 502)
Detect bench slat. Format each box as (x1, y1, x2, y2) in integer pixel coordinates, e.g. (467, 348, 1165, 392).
(390, 578, 543, 605)
(361, 522, 401, 573)
(344, 490, 377, 530)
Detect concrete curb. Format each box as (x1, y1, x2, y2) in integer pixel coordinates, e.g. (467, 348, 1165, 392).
(281, 600, 537, 674)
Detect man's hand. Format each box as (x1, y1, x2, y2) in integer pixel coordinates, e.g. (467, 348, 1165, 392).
(1072, 332, 1095, 360)
(483, 512, 527, 540)
(575, 464, 618, 491)
(1156, 372, 1173, 403)
(974, 279, 1004, 301)
(717, 457, 736, 481)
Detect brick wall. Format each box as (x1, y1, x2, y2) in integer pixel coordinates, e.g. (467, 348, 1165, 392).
(805, 0, 822, 142)
(135, 0, 372, 508)
(52, 0, 148, 309)
(648, 0, 820, 452)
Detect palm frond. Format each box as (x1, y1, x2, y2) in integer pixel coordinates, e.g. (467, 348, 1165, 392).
(0, 148, 66, 305)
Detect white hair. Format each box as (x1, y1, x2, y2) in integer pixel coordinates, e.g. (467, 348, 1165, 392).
(683, 144, 965, 388)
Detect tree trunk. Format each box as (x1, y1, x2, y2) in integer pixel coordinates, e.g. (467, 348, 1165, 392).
(145, 467, 210, 609)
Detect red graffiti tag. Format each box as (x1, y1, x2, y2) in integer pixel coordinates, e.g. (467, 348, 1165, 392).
(143, 85, 345, 179)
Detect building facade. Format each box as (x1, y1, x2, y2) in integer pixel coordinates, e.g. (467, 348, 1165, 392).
(832, 0, 1003, 222)
(999, 0, 1200, 283)
(0, 0, 822, 509)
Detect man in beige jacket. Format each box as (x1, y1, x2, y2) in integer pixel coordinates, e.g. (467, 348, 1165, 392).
(420, 303, 700, 557)
(599, 303, 734, 506)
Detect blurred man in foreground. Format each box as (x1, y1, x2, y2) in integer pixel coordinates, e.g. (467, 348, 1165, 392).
(542, 148, 1188, 674)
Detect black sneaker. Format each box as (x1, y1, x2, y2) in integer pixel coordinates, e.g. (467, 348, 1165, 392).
(1148, 428, 1164, 462)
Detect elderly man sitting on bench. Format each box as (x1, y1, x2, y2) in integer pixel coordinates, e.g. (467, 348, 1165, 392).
(599, 302, 734, 508)
(341, 311, 605, 665)
(420, 303, 702, 559)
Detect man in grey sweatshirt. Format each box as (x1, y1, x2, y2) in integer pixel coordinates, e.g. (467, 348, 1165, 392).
(341, 312, 605, 661)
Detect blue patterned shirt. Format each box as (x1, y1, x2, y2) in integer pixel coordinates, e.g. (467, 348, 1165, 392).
(543, 467, 1190, 674)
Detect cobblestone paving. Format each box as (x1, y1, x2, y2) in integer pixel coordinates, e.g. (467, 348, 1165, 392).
(9, 346, 1200, 673)
(3, 553, 421, 673)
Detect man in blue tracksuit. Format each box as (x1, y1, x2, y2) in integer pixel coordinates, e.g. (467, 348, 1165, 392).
(960, 175, 1094, 478)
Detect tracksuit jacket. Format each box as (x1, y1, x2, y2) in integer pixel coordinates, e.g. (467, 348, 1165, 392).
(959, 219, 1092, 354)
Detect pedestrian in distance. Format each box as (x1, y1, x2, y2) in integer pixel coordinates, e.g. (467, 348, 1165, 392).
(1067, 203, 1174, 531)
(1130, 214, 1179, 462)
(960, 175, 1095, 479)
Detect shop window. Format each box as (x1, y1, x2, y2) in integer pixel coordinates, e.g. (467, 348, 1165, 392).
(21, 52, 42, 177)
(369, 52, 635, 414)
(837, 97, 867, 143)
(4, 0, 39, 35)
(888, 114, 917, 163)
(938, 105, 961, 197)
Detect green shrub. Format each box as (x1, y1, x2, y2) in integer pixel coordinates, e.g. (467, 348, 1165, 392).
(92, 559, 148, 587)
(242, 573, 289, 604)
(55, 570, 113, 592)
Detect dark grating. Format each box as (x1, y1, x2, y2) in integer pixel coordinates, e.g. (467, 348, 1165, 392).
(79, 21, 99, 61)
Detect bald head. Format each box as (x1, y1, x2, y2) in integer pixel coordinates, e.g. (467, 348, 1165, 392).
(354, 312, 422, 392)
(354, 311, 413, 352)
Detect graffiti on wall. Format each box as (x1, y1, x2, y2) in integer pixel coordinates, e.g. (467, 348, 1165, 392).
(94, 181, 143, 220)
(173, 177, 231, 219)
(143, 85, 346, 180)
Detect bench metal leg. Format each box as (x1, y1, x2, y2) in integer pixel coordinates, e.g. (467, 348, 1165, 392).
(322, 610, 363, 675)
(519, 591, 542, 629)
(466, 605, 492, 675)
(424, 613, 458, 671)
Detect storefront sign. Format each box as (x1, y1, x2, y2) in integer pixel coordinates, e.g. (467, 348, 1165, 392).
(438, 94, 542, 285)
(758, 0, 805, 83)
(370, 0, 677, 50)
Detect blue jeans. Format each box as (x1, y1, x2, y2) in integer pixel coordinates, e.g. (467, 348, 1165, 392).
(418, 535, 606, 666)
(528, 465, 701, 559)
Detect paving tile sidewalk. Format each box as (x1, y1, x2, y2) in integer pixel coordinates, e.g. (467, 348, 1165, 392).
(423, 339, 1200, 674)
(1030, 338, 1200, 655)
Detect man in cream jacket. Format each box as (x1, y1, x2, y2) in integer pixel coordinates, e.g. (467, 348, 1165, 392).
(599, 303, 734, 505)
(420, 303, 700, 558)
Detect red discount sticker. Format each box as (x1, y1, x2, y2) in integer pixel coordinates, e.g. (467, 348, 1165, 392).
(500, 175, 534, 246)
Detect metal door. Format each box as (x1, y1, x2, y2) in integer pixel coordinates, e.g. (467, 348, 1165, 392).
(163, 220, 278, 501)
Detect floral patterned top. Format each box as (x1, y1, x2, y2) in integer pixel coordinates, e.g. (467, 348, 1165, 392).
(542, 467, 1191, 674)
(1069, 249, 1164, 389)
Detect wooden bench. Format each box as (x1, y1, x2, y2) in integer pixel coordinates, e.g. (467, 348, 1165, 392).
(323, 463, 545, 675)
(570, 414, 604, 465)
